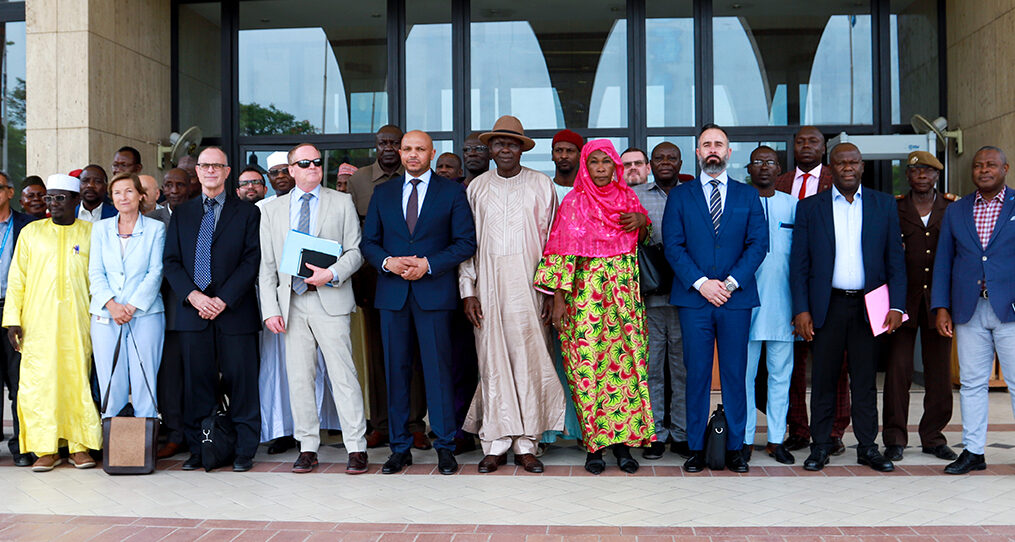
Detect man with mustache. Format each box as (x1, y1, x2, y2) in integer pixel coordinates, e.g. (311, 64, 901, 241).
(550, 129, 583, 203)
(461, 132, 490, 187)
(76, 165, 117, 222)
(663, 124, 767, 473)
(19, 177, 47, 220)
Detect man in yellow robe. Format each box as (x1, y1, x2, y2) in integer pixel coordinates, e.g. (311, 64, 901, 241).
(2, 173, 101, 472)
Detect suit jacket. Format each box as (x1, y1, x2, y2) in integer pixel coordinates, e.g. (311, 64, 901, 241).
(146, 206, 171, 225)
(9, 209, 35, 249)
(775, 165, 834, 197)
(76, 199, 119, 220)
(258, 186, 363, 320)
(88, 215, 166, 317)
(163, 193, 261, 334)
(931, 187, 1015, 324)
(361, 172, 477, 312)
(897, 190, 953, 326)
(790, 187, 907, 328)
(662, 175, 769, 309)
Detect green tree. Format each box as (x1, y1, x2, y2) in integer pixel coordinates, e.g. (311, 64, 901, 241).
(3, 77, 26, 183)
(239, 102, 317, 136)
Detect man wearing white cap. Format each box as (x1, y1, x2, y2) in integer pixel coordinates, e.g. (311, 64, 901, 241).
(2, 174, 102, 472)
(257, 151, 295, 210)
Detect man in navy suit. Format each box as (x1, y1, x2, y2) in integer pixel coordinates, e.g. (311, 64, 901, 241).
(164, 146, 262, 472)
(0, 171, 36, 466)
(663, 124, 768, 473)
(932, 145, 1015, 474)
(790, 142, 905, 472)
(361, 130, 477, 475)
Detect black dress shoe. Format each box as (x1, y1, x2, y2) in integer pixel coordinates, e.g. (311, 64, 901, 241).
(803, 449, 829, 471)
(741, 445, 753, 463)
(182, 454, 202, 471)
(584, 452, 605, 475)
(922, 444, 958, 461)
(944, 449, 986, 475)
(830, 437, 846, 456)
(13, 453, 34, 467)
(233, 456, 254, 472)
(857, 447, 894, 472)
(437, 448, 458, 475)
(683, 451, 706, 473)
(783, 434, 809, 451)
(381, 451, 412, 474)
(612, 445, 639, 473)
(766, 443, 795, 465)
(726, 450, 749, 473)
(642, 441, 665, 460)
(884, 444, 905, 462)
(670, 441, 691, 458)
(267, 436, 297, 455)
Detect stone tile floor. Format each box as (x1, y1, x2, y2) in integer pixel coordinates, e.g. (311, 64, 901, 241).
(2, 389, 1014, 541)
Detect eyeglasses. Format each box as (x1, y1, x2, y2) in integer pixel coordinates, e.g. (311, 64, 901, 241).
(238, 179, 265, 187)
(43, 194, 70, 203)
(290, 158, 323, 169)
(463, 145, 488, 153)
(196, 163, 228, 171)
(267, 167, 289, 176)
(749, 160, 778, 167)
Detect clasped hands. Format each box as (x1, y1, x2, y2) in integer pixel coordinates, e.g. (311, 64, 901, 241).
(385, 256, 429, 281)
(699, 279, 731, 307)
(105, 299, 138, 325)
(188, 290, 227, 320)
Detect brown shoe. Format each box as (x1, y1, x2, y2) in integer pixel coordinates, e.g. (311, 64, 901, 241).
(365, 429, 389, 449)
(32, 454, 64, 472)
(513, 453, 544, 473)
(157, 441, 183, 459)
(477, 454, 507, 473)
(412, 431, 432, 450)
(291, 451, 318, 473)
(346, 452, 368, 475)
(69, 452, 96, 469)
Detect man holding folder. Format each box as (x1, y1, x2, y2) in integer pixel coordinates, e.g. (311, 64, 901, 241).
(790, 143, 906, 472)
(258, 143, 369, 474)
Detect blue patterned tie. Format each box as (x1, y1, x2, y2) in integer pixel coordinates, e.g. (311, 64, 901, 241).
(194, 198, 217, 290)
(708, 179, 722, 233)
(292, 192, 313, 295)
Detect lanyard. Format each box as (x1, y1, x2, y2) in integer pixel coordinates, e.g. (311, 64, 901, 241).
(0, 217, 13, 258)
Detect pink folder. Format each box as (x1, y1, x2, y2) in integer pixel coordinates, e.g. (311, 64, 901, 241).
(865, 284, 909, 336)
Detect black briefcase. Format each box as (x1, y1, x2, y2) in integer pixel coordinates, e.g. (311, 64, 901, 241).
(704, 404, 728, 470)
(200, 399, 237, 472)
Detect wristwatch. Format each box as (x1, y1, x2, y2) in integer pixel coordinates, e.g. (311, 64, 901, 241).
(723, 278, 737, 292)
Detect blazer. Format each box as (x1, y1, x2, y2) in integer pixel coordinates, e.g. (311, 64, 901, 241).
(163, 193, 261, 334)
(88, 215, 166, 317)
(897, 190, 954, 326)
(662, 175, 769, 310)
(9, 209, 35, 249)
(775, 165, 834, 197)
(145, 206, 171, 226)
(790, 187, 907, 328)
(361, 172, 477, 312)
(258, 186, 363, 320)
(931, 187, 1015, 324)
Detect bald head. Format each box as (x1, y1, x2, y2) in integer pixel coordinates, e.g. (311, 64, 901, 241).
(400, 130, 436, 177)
(829, 143, 863, 195)
(138, 174, 160, 213)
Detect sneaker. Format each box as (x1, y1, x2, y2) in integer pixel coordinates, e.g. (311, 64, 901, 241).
(69, 451, 96, 469)
(32, 454, 64, 472)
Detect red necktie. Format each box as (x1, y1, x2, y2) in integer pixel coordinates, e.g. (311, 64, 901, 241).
(797, 173, 810, 200)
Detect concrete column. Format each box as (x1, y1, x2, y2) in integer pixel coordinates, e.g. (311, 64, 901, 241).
(26, 0, 171, 178)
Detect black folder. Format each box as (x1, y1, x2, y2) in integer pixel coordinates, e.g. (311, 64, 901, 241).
(297, 249, 338, 277)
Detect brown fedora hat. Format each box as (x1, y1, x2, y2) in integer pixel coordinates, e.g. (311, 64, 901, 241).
(479, 115, 536, 151)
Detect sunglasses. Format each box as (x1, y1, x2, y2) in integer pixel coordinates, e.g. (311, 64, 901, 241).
(290, 158, 323, 169)
(237, 179, 265, 187)
(267, 167, 289, 176)
(43, 194, 70, 203)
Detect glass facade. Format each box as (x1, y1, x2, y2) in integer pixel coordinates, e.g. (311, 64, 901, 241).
(175, 0, 946, 191)
(1, 20, 25, 183)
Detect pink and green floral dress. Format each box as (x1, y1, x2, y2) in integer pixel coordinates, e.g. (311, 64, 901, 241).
(534, 251, 655, 452)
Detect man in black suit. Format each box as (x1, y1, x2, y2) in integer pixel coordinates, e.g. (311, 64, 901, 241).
(0, 171, 36, 466)
(164, 146, 262, 472)
(790, 143, 906, 472)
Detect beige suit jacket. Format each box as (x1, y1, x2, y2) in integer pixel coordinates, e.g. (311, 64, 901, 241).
(258, 186, 363, 321)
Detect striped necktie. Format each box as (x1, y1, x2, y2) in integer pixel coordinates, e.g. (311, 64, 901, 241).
(708, 179, 722, 233)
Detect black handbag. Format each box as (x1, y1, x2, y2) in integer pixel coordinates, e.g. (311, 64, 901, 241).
(704, 404, 728, 470)
(200, 398, 237, 471)
(101, 323, 160, 475)
(638, 242, 673, 297)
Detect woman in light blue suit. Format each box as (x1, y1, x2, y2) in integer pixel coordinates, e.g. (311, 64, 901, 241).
(89, 172, 166, 419)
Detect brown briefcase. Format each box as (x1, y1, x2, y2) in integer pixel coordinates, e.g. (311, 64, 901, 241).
(100, 322, 160, 475)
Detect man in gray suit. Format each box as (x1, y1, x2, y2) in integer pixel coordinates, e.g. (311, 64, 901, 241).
(258, 143, 368, 474)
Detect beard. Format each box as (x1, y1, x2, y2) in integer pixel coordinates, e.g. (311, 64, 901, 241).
(699, 154, 727, 176)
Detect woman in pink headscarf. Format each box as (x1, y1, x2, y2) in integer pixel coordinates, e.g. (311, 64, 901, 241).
(534, 139, 655, 475)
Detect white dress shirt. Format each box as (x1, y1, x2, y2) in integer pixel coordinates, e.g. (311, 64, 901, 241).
(830, 184, 865, 290)
(78, 202, 105, 223)
(288, 184, 338, 282)
(401, 169, 432, 218)
(790, 165, 823, 199)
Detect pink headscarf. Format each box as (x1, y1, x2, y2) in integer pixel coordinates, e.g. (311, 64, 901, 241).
(543, 139, 649, 258)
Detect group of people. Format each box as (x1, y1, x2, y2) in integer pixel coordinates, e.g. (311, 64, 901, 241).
(1, 117, 1014, 479)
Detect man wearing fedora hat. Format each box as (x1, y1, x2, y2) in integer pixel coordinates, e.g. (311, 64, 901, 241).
(460, 115, 566, 474)
(882, 150, 957, 463)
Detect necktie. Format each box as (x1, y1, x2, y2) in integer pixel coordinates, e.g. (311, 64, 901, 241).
(292, 192, 313, 295)
(406, 179, 422, 234)
(194, 198, 217, 291)
(709, 179, 722, 233)
(797, 172, 810, 200)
